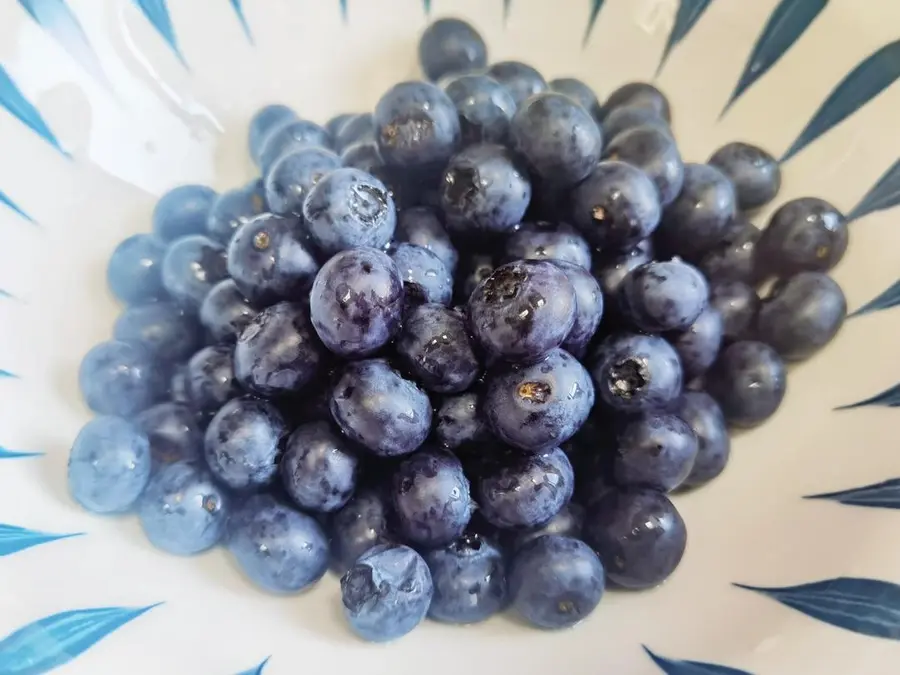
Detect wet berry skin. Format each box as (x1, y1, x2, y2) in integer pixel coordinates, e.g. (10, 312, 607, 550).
(594, 241, 654, 298)
(676, 391, 731, 489)
(613, 413, 698, 492)
(602, 106, 671, 144)
(442, 74, 516, 147)
(504, 222, 592, 270)
(590, 332, 683, 413)
(583, 487, 686, 589)
(152, 185, 217, 242)
(549, 77, 603, 120)
(185, 344, 240, 414)
(709, 141, 781, 211)
(435, 392, 490, 449)
(394, 206, 458, 274)
(553, 260, 604, 359)
(329, 487, 396, 575)
(418, 18, 488, 82)
(756, 271, 847, 362)
(199, 279, 258, 343)
(390, 243, 453, 307)
(756, 197, 848, 276)
(605, 125, 684, 206)
(234, 301, 325, 397)
(710, 280, 760, 342)
(264, 146, 342, 218)
(396, 303, 480, 394)
(667, 306, 724, 380)
(486, 61, 548, 108)
(113, 302, 202, 362)
(334, 113, 375, 153)
(467, 259, 576, 364)
(206, 184, 267, 245)
(457, 252, 495, 302)
(618, 259, 710, 333)
(484, 348, 595, 452)
(698, 218, 762, 285)
(309, 247, 404, 359)
(303, 167, 397, 257)
(508, 535, 605, 629)
(161, 235, 228, 309)
(79, 340, 164, 417)
(135, 402, 203, 466)
(107, 234, 167, 305)
(604, 82, 671, 122)
(248, 104, 298, 165)
(257, 119, 332, 175)
(506, 502, 585, 551)
(330, 359, 432, 458)
(706, 341, 787, 428)
(571, 161, 662, 251)
(281, 421, 360, 513)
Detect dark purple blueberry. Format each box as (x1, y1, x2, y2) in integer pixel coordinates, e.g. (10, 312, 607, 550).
(676, 391, 730, 489)
(618, 259, 709, 332)
(395, 206, 458, 273)
(257, 119, 332, 175)
(334, 113, 375, 153)
(468, 260, 576, 364)
(206, 183, 267, 245)
(571, 161, 662, 250)
(605, 125, 684, 206)
(697, 218, 761, 284)
(107, 234, 167, 305)
(486, 61, 548, 107)
(458, 252, 495, 301)
(756, 197, 848, 276)
(474, 447, 574, 529)
(281, 421, 360, 513)
(658, 163, 736, 259)
(186, 345, 240, 413)
(507, 502, 585, 551)
(330, 488, 396, 574)
(152, 185, 217, 242)
(248, 104, 298, 165)
(199, 279, 258, 343)
(756, 271, 846, 361)
(419, 18, 488, 81)
(504, 222, 592, 269)
(710, 280, 760, 341)
(593, 241, 654, 298)
(443, 73, 516, 146)
(79, 340, 164, 417)
(160, 235, 228, 310)
(583, 488, 685, 589)
(234, 301, 324, 397)
(264, 146, 342, 218)
(590, 333, 683, 413)
(709, 142, 780, 211)
(204, 396, 285, 490)
(330, 359, 432, 457)
(605, 82, 671, 121)
(113, 302, 201, 362)
(390, 243, 453, 307)
(667, 307, 724, 380)
(508, 535, 605, 629)
(613, 413, 698, 492)
(484, 348, 594, 452)
(602, 106, 670, 142)
(135, 402, 203, 466)
(435, 392, 489, 449)
(549, 77, 603, 120)
(396, 304, 480, 394)
(309, 248, 404, 358)
(341, 141, 384, 175)
(326, 113, 355, 139)
(169, 365, 190, 405)
(553, 259, 604, 359)
(441, 143, 532, 238)
(706, 340, 786, 428)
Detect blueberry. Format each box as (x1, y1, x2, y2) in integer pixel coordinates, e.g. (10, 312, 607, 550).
(113, 302, 201, 362)
(79, 340, 164, 417)
(435, 392, 489, 449)
(419, 18, 488, 81)
(593, 241, 654, 297)
(549, 77, 603, 120)
(199, 279, 258, 343)
(169, 364, 191, 405)
(658, 163, 736, 259)
(424, 534, 507, 624)
(68, 416, 151, 514)
(511, 92, 603, 188)
(234, 302, 324, 397)
(152, 184, 217, 242)
(281, 421, 359, 513)
(613, 413, 698, 491)
(602, 106, 670, 142)
(161, 235, 228, 309)
(326, 113, 356, 139)
(441, 143, 531, 237)
(303, 168, 397, 257)
(676, 391, 730, 488)
(604, 82, 671, 121)
(618, 259, 709, 332)
(468, 260, 576, 363)
(227, 214, 319, 306)
(486, 61, 548, 108)
(330, 488, 396, 574)
(583, 488, 685, 589)
(107, 234, 167, 304)
(605, 125, 684, 206)
(138, 461, 230, 555)
(667, 307, 724, 380)
(341, 544, 433, 642)
(590, 333, 683, 413)
(395, 206, 458, 273)
(458, 252, 495, 301)
(442, 73, 516, 146)
(756, 271, 846, 361)
(504, 221, 592, 269)
(710, 280, 760, 341)
(309, 248, 404, 358)
(571, 161, 662, 250)
(264, 146, 342, 217)
(708, 142, 780, 211)
(135, 402, 203, 466)
(697, 218, 762, 284)
(474, 446, 574, 529)
(185, 345, 240, 413)
(334, 113, 375, 153)
(257, 120, 332, 175)
(756, 197, 848, 276)
(396, 304, 480, 394)
(206, 184, 267, 245)
(340, 142, 385, 174)
(330, 359, 432, 457)
(553, 260, 604, 359)
(509, 535, 605, 629)
(390, 243, 453, 307)
(507, 503, 585, 551)
(706, 340, 786, 427)
(248, 104, 298, 165)
(229, 494, 329, 593)
(204, 396, 286, 490)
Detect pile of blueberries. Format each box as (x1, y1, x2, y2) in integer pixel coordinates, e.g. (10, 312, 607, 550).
(70, 18, 849, 641)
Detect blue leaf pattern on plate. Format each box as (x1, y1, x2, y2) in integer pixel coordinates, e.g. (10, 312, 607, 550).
(848, 158, 900, 222)
(504, 0, 512, 23)
(422, 0, 431, 15)
(736, 577, 900, 640)
(0, 66, 66, 156)
(0, 604, 161, 675)
(850, 279, 900, 317)
(228, 0, 253, 43)
(780, 39, 900, 162)
(0, 190, 35, 223)
(644, 646, 753, 674)
(583, 0, 607, 46)
(0, 447, 42, 459)
(656, 0, 715, 76)
(722, 0, 828, 116)
(130, 0, 186, 66)
(0, 524, 82, 557)
(339, 0, 348, 21)
(237, 656, 270, 675)
(806, 478, 900, 509)
(0, 370, 18, 379)
(835, 382, 900, 410)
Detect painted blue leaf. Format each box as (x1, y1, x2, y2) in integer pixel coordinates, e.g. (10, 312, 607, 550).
(237, 656, 270, 675)
(503, 0, 511, 23)
(722, 0, 828, 116)
(228, 0, 253, 43)
(0, 66, 66, 156)
(850, 279, 900, 317)
(0, 370, 18, 379)
(0, 290, 12, 299)
(780, 39, 900, 163)
(806, 478, 900, 509)
(0, 191, 35, 224)
(735, 577, 900, 640)
(0, 604, 161, 675)
(582, 0, 607, 46)
(644, 646, 753, 675)
(848, 159, 900, 222)
(0, 447, 42, 459)
(0, 524, 82, 557)
(656, 0, 715, 76)
(339, 0, 347, 22)
(835, 382, 900, 410)
(422, 0, 431, 16)
(130, 0, 186, 66)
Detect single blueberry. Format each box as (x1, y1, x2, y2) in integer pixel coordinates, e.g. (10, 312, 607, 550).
(435, 391, 490, 449)
(199, 279, 258, 343)
(667, 306, 724, 380)
(697, 217, 762, 285)
(206, 183, 267, 245)
(185, 344, 240, 413)
(756, 197, 848, 276)
(486, 61, 548, 107)
(264, 146, 342, 217)
(390, 243, 453, 307)
(710, 280, 760, 342)
(395, 206, 458, 273)
(549, 77, 603, 120)
(419, 18, 488, 81)
(341, 141, 386, 175)
(113, 302, 202, 362)
(676, 391, 730, 489)
(602, 106, 670, 143)
(706, 340, 787, 428)
(152, 184, 217, 242)
(553, 259, 604, 359)
(248, 104, 298, 165)
(504, 222, 592, 270)
(442, 73, 516, 146)
(281, 421, 360, 513)
(330, 488, 396, 575)
(605, 125, 684, 206)
(161, 235, 228, 309)
(618, 259, 710, 332)
(107, 234, 167, 305)
(593, 240, 654, 298)
(613, 413, 698, 492)
(169, 364, 191, 405)
(326, 113, 356, 139)
(79, 340, 164, 417)
(457, 252, 495, 302)
(257, 119, 332, 175)
(135, 402, 203, 466)
(603, 82, 671, 121)
(709, 142, 781, 211)
(334, 113, 375, 153)
(506, 503, 585, 551)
